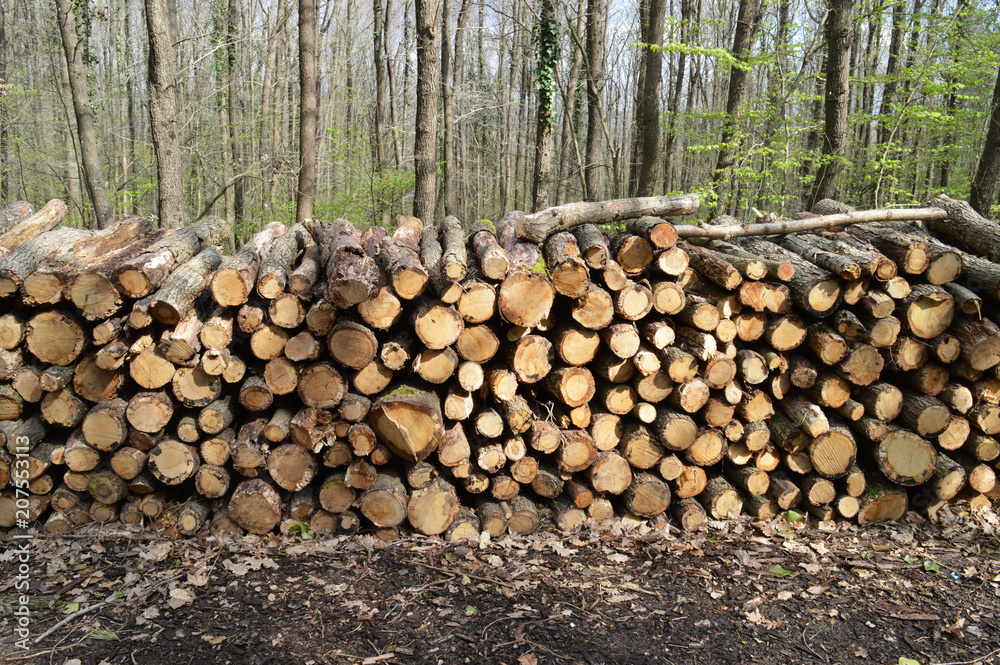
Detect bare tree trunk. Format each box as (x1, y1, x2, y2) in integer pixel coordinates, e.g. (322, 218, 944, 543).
(55, 0, 114, 228)
(531, 0, 559, 210)
(872, 0, 903, 206)
(661, 0, 693, 194)
(449, 0, 472, 215)
(710, 0, 762, 215)
(373, 0, 387, 173)
(584, 0, 606, 200)
(144, 0, 185, 229)
(556, 3, 585, 205)
(971, 63, 1000, 217)
(297, 0, 318, 223)
(439, 0, 453, 216)
(385, 0, 404, 170)
(808, 0, 852, 210)
(632, 0, 667, 196)
(414, 0, 440, 223)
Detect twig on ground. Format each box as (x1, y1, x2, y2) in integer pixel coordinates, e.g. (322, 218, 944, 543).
(33, 596, 119, 644)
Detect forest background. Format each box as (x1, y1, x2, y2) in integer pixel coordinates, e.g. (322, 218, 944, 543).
(0, 0, 999, 240)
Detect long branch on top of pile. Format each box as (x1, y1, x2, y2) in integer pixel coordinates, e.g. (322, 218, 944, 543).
(674, 207, 948, 239)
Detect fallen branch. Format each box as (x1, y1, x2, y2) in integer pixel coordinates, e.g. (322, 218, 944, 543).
(515, 194, 700, 242)
(34, 595, 119, 644)
(673, 207, 948, 239)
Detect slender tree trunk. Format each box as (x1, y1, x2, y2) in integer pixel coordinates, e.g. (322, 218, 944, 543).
(808, 0, 852, 210)
(531, 0, 559, 210)
(373, 0, 387, 173)
(414, 0, 441, 222)
(55, 0, 114, 228)
(145, 0, 185, 228)
(227, 0, 244, 229)
(632, 0, 666, 197)
(297, 0, 318, 223)
(556, 3, 585, 204)
(970, 63, 1000, 216)
(710, 0, 762, 214)
(662, 0, 693, 194)
(439, 0, 453, 216)
(584, 0, 606, 200)
(450, 0, 472, 216)
(385, 0, 404, 170)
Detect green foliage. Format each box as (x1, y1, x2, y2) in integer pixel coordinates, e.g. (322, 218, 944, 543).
(534, 0, 560, 123)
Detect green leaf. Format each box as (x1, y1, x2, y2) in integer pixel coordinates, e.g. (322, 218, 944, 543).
(898, 657, 921, 665)
(63, 602, 80, 614)
(444, 553, 455, 563)
(461, 574, 471, 586)
(785, 510, 804, 523)
(923, 560, 940, 573)
(88, 629, 119, 641)
(903, 554, 920, 564)
(288, 523, 312, 540)
(769, 565, 793, 578)
(464, 605, 478, 615)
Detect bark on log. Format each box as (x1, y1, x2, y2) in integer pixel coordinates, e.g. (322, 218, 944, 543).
(516, 194, 700, 243)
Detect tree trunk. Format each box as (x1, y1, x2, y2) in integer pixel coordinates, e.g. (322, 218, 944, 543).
(970, 63, 1000, 216)
(297, 0, 318, 223)
(145, 0, 184, 229)
(414, 0, 440, 222)
(54, 0, 113, 229)
(662, 0, 693, 194)
(531, 0, 559, 210)
(809, 0, 852, 209)
(631, 0, 666, 196)
(584, 0, 606, 199)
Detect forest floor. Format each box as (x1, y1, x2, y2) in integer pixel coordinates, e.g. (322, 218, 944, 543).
(2, 506, 1000, 665)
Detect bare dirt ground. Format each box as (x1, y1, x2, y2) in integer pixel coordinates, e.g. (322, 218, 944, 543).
(3, 506, 1000, 665)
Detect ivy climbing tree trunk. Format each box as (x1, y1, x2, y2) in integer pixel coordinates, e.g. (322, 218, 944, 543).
(297, 0, 318, 224)
(970, 63, 1000, 217)
(144, 0, 185, 229)
(531, 0, 559, 210)
(709, 0, 762, 215)
(413, 0, 440, 223)
(0, 4, 7, 201)
(808, 0, 852, 210)
(55, 0, 114, 229)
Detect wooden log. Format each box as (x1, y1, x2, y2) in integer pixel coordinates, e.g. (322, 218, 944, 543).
(0, 199, 68, 258)
(679, 243, 742, 290)
(869, 428, 937, 486)
(148, 439, 199, 486)
(147, 247, 223, 325)
(25, 310, 87, 366)
(0, 200, 34, 228)
(229, 478, 282, 534)
(897, 284, 955, 340)
(172, 366, 222, 408)
(327, 320, 378, 370)
(516, 194, 699, 243)
(857, 475, 908, 525)
(114, 215, 230, 298)
(738, 238, 842, 317)
(304, 219, 380, 307)
(81, 398, 128, 452)
(698, 476, 742, 519)
(544, 232, 590, 297)
(20, 217, 153, 306)
(256, 223, 307, 298)
(368, 385, 443, 462)
(358, 471, 409, 527)
(925, 194, 1000, 262)
(297, 361, 347, 409)
(406, 478, 461, 535)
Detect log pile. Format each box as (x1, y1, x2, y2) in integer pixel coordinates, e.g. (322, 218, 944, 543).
(2, 192, 999, 542)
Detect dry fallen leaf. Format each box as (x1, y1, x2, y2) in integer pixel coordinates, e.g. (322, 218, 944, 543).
(168, 587, 194, 609)
(745, 608, 780, 630)
(518, 654, 538, 665)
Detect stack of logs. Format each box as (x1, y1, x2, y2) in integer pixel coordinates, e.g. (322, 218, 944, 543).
(1, 191, 999, 541)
